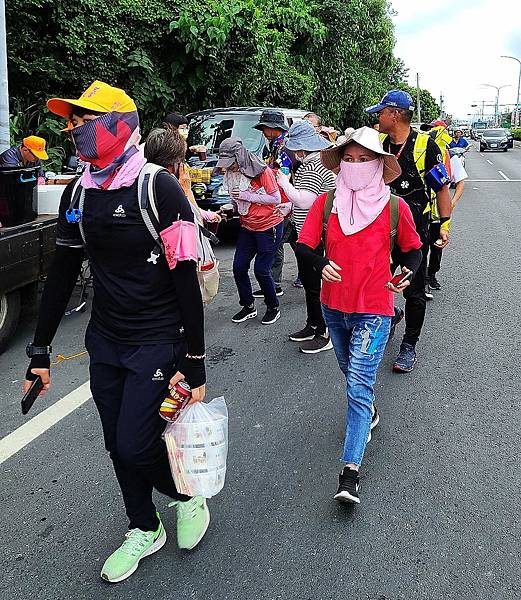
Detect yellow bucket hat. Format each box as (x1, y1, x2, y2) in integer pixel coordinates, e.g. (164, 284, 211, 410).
(47, 80, 137, 119)
(22, 135, 48, 160)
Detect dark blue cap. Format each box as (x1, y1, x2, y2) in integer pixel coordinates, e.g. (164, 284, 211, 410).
(365, 90, 415, 114)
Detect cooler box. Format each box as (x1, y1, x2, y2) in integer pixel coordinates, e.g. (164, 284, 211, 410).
(0, 166, 39, 227)
(37, 184, 69, 215)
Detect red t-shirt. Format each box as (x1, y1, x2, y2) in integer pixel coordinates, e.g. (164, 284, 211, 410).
(298, 194, 422, 317)
(240, 169, 283, 232)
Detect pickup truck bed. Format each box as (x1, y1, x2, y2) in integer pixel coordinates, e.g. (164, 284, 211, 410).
(0, 215, 58, 352)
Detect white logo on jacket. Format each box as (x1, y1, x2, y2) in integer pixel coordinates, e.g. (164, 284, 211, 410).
(152, 369, 164, 381)
(147, 250, 160, 265)
(113, 205, 126, 217)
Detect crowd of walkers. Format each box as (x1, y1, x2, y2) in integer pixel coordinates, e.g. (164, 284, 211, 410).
(22, 81, 467, 583)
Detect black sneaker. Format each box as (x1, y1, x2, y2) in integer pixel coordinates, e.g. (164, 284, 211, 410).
(261, 307, 280, 325)
(425, 285, 434, 301)
(429, 275, 441, 290)
(367, 405, 380, 443)
(392, 342, 417, 373)
(289, 324, 317, 342)
(232, 305, 257, 323)
(253, 287, 284, 298)
(299, 334, 333, 354)
(388, 307, 404, 340)
(334, 468, 360, 504)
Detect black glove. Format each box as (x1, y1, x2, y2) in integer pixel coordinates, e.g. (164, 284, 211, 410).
(25, 354, 51, 381)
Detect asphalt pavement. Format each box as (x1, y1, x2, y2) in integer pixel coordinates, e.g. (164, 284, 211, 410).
(1, 144, 520, 600)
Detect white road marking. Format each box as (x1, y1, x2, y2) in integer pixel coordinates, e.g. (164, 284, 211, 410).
(0, 381, 92, 464)
(467, 179, 521, 182)
(486, 159, 493, 165)
(498, 171, 510, 181)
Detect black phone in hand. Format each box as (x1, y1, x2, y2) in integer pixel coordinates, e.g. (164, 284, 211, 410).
(21, 376, 44, 415)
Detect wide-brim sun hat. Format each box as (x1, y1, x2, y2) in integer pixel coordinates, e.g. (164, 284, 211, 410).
(47, 80, 137, 119)
(320, 126, 402, 184)
(253, 109, 289, 132)
(284, 120, 332, 152)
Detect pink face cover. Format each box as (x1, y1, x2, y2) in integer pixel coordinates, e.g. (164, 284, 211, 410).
(332, 158, 390, 236)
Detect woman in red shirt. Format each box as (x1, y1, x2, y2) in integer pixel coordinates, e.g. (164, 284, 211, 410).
(217, 138, 284, 325)
(296, 127, 422, 504)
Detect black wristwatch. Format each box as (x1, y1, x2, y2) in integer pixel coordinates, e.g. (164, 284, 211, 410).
(26, 344, 52, 358)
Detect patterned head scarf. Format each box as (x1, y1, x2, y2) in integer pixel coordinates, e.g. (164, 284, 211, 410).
(71, 110, 143, 189)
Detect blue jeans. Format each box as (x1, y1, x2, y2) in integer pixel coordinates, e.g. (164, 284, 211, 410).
(233, 223, 284, 309)
(322, 305, 391, 466)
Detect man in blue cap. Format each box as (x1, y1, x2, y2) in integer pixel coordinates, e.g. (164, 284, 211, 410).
(365, 90, 452, 373)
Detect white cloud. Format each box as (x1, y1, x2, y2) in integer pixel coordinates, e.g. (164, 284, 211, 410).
(390, 0, 521, 120)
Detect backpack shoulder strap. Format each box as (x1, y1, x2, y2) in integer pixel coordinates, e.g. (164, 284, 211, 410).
(389, 194, 399, 252)
(68, 177, 86, 247)
(323, 189, 335, 229)
(137, 163, 168, 253)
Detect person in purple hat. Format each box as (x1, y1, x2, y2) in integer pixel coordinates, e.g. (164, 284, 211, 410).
(365, 90, 452, 373)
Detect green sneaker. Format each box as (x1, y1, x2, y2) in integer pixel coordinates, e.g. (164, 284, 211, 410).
(169, 496, 210, 550)
(101, 516, 166, 583)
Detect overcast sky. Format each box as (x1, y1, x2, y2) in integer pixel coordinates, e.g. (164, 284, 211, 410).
(390, 0, 521, 120)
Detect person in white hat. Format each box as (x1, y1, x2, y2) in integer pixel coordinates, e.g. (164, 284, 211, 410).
(295, 126, 423, 504)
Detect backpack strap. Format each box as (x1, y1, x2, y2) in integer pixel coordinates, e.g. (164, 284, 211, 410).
(67, 177, 86, 247)
(323, 189, 335, 229)
(137, 163, 167, 254)
(389, 194, 399, 252)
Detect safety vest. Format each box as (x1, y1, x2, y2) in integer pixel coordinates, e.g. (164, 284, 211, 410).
(428, 127, 452, 220)
(380, 131, 430, 214)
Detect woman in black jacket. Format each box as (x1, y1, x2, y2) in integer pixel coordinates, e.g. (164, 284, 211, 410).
(23, 81, 210, 583)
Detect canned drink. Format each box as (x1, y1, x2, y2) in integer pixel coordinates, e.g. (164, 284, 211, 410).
(159, 381, 191, 422)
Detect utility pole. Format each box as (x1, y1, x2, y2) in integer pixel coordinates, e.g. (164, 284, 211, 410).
(482, 84, 510, 126)
(416, 73, 422, 124)
(501, 56, 521, 127)
(439, 92, 444, 119)
(0, 0, 10, 152)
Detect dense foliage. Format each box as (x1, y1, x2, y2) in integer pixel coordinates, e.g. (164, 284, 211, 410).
(6, 0, 440, 165)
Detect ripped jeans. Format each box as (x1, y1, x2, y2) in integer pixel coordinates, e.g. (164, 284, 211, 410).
(322, 305, 391, 466)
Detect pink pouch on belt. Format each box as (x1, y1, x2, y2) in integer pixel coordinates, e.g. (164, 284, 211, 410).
(160, 220, 198, 270)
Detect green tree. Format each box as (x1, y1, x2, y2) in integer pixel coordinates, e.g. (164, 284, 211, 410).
(303, 0, 398, 128)
(5, 0, 440, 148)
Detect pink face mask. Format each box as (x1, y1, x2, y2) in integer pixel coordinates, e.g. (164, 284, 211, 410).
(338, 158, 382, 191)
(333, 157, 390, 235)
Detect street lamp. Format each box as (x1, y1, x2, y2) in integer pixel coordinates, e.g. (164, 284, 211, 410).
(481, 84, 511, 126)
(501, 55, 521, 127)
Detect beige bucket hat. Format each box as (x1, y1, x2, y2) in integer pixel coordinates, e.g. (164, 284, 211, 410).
(320, 126, 401, 184)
